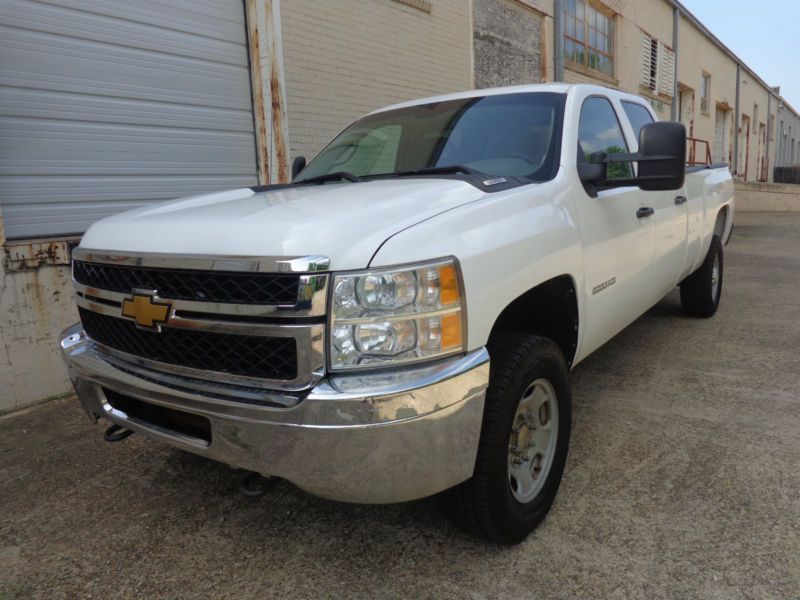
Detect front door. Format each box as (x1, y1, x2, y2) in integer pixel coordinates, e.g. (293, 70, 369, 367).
(758, 123, 767, 181)
(714, 107, 728, 163)
(739, 115, 751, 179)
(679, 88, 694, 134)
(573, 96, 657, 358)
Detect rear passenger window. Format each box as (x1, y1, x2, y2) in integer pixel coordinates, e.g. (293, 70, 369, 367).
(578, 97, 632, 179)
(622, 101, 655, 140)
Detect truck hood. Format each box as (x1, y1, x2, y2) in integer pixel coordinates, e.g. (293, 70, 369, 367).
(80, 179, 488, 270)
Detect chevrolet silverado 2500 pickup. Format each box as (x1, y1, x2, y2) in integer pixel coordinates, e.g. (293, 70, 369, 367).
(61, 83, 734, 544)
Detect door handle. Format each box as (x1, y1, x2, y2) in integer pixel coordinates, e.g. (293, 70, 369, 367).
(674, 195, 688, 205)
(636, 207, 655, 219)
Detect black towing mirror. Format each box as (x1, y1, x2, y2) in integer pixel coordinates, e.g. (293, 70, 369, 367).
(579, 121, 687, 192)
(636, 121, 687, 190)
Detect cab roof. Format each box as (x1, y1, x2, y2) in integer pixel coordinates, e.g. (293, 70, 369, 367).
(369, 83, 639, 115)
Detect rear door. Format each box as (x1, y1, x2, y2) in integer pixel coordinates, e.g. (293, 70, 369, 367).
(620, 100, 689, 295)
(573, 95, 657, 357)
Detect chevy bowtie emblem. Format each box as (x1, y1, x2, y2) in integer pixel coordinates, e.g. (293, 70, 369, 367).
(121, 291, 171, 330)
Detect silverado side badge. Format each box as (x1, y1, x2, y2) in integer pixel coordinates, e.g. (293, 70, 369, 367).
(592, 277, 617, 295)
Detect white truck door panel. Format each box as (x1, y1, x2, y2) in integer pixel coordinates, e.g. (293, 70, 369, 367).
(573, 96, 657, 357)
(575, 186, 656, 357)
(651, 187, 689, 295)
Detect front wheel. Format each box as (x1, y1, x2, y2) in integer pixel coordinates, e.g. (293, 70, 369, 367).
(680, 235, 723, 318)
(439, 333, 572, 544)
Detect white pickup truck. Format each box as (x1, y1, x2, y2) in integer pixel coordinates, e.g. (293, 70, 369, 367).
(61, 83, 734, 544)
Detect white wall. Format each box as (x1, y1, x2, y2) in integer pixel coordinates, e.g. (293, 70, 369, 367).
(0, 209, 77, 413)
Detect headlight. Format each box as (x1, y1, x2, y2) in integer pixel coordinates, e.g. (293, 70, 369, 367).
(329, 258, 465, 370)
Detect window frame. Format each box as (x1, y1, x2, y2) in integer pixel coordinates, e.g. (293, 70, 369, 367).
(564, 0, 616, 78)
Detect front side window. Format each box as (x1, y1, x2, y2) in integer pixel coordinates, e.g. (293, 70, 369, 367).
(564, 0, 614, 76)
(621, 101, 655, 140)
(297, 92, 566, 183)
(578, 97, 632, 179)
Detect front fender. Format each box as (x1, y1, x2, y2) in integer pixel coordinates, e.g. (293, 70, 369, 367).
(369, 182, 583, 351)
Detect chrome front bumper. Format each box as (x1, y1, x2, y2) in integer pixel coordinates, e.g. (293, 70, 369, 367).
(60, 324, 489, 504)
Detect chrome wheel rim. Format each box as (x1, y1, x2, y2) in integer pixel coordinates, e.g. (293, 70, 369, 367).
(711, 253, 720, 301)
(508, 378, 559, 503)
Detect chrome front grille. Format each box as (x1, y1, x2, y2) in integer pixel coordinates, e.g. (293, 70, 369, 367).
(79, 307, 298, 380)
(71, 248, 328, 393)
(73, 260, 300, 305)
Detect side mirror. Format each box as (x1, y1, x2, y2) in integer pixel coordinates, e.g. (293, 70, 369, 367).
(579, 122, 687, 193)
(637, 122, 686, 191)
(291, 156, 307, 180)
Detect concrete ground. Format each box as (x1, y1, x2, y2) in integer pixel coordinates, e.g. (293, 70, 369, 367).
(1, 212, 799, 599)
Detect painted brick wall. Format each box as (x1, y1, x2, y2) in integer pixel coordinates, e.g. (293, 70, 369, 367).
(280, 0, 473, 161)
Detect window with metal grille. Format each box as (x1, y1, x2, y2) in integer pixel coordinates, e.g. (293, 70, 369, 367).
(564, 0, 614, 76)
(640, 31, 675, 98)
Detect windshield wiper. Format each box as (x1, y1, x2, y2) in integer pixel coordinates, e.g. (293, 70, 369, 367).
(296, 171, 362, 185)
(393, 165, 485, 178)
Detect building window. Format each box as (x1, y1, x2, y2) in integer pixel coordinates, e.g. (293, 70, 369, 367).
(564, 0, 614, 76)
(640, 32, 675, 98)
(700, 73, 711, 114)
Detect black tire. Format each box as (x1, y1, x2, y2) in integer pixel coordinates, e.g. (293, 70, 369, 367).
(439, 332, 572, 545)
(680, 235, 723, 318)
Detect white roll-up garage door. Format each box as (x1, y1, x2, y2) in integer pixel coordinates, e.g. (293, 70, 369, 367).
(0, 0, 259, 239)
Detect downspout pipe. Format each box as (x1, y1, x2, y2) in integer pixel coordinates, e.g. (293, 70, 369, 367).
(554, 0, 564, 82)
(670, 7, 679, 121)
(733, 63, 741, 175)
(777, 102, 784, 166)
(766, 92, 771, 179)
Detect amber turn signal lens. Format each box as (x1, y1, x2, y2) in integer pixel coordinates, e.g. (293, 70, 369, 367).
(441, 312, 462, 350)
(439, 263, 460, 306)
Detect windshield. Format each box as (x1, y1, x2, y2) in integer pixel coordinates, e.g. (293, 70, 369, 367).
(296, 92, 565, 183)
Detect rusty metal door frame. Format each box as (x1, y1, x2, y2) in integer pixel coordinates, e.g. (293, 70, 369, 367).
(245, 0, 291, 185)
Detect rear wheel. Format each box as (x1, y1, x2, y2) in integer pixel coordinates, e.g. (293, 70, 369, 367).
(439, 333, 571, 545)
(680, 235, 723, 318)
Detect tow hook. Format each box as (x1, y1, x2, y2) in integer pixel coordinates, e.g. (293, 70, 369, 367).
(103, 424, 134, 442)
(238, 471, 279, 497)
